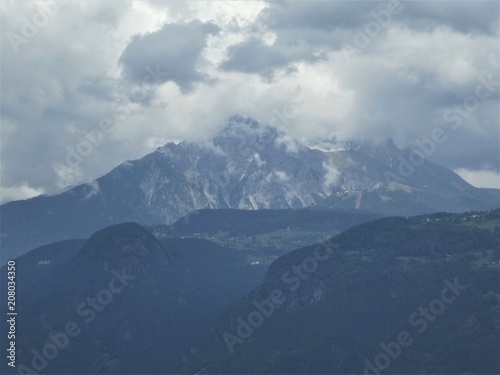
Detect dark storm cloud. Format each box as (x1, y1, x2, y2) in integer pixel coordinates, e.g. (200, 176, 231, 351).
(119, 21, 220, 93)
(222, 38, 289, 74)
(399, 1, 499, 35)
(220, 1, 399, 76)
(261, 0, 499, 35)
(260, 1, 383, 31)
(221, 1, 499, 76)
(221, 37, 323, 76)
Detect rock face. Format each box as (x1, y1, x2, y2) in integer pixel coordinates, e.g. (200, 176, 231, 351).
(1, 115, 498, 261)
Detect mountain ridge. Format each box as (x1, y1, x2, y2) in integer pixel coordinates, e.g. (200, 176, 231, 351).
(179, 210, 500, 374)
(1, 115, 498, 262)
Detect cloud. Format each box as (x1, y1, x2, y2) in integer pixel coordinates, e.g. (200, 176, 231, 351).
(222, 37, 290, 75)
(260, 1, 498, 36)
(323, 160, 340, 193)
(454, 169, 500, 189)
(0, 1, 133, 199)
(221, 36, 324, 78)
(119, 21, 220, 92)
(0, 183, 45, 203)
(259, 1, 379, 31)
(222, 0, 499, 77)
(83, 180, 101, 199)
(398, 1, 499, 36)
(0, 0, 498, 204)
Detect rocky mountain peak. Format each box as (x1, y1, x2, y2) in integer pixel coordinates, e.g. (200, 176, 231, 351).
(1, 116, 498, 262)
(213, 115, 281, 154)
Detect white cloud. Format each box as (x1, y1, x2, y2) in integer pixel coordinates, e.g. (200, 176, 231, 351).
(83, 180, 101, 199)
(454, 169, 500, 189)
(323, 160, 340, 193)
(275, 170, 290, 182)
(0, 184, 45, 204)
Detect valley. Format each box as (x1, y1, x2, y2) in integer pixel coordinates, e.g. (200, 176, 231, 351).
(1, 209, 498, 374)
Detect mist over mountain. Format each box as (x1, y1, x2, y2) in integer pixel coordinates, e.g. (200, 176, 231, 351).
(1, 116, 497, 263)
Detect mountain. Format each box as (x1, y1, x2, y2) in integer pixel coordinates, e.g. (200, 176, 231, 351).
(2, 211, 498, 373)
(179, 210, 500, 374)
(1, 115, 497, 262)
(0, 239, 85, 294)
(0, 222, 264, 374)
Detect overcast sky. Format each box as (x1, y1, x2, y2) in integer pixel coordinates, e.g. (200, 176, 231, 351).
(1, 0, 499, 203)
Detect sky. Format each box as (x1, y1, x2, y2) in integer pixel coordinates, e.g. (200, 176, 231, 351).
(0, 0, 499, 203)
